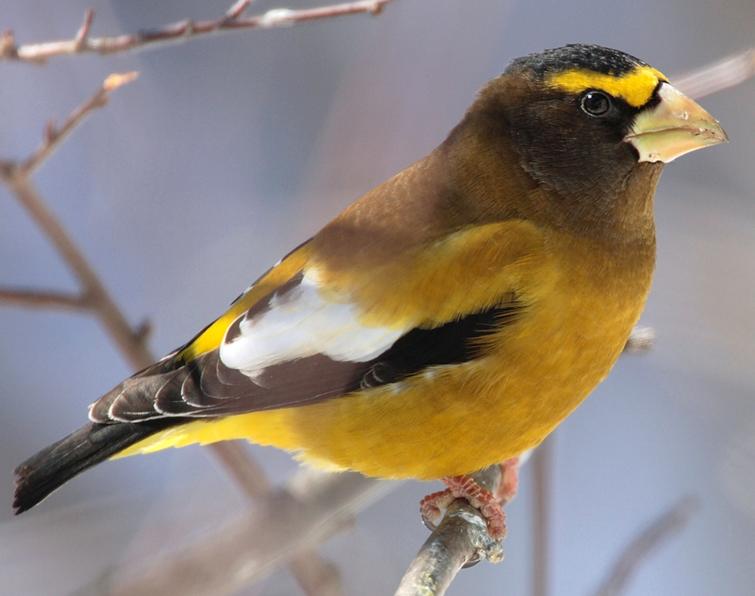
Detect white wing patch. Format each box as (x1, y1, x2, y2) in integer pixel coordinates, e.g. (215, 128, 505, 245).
(219, 269, 405, 379)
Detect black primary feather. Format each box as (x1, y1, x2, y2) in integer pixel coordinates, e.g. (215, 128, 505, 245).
(13, 419, 180, 514)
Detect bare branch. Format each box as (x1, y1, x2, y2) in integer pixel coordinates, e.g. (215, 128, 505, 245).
(1, 0, 393, 64)
(289, 553, 343, 596)
(133, 318, 153, 342)
(209, 441, 345, 595)
(6, 70, 138, 178)
(73, 9, 95, 52)
(107, 471, 394, 596)
(0, 287, 89, 311)
(210, 440, 273, 498)
(395, 466, 504, 596)
(592, 497, 698, 596)
(0, 73, 341, 595)
(0, 175, 156, 367)
(624, 326, 655, 353)
(531, 440, 553, 596)
(224, 0, 255, 22)
(0, 29, 17, 60)
(674, 48, 755, 100)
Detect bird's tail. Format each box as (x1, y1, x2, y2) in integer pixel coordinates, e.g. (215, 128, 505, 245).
(13, 421, 172, 514)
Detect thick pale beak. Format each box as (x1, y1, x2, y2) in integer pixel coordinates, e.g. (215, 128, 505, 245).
(624, 82, 728, 163)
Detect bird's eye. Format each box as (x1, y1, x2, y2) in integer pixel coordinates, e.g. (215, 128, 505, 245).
(580, 90, 612, 117)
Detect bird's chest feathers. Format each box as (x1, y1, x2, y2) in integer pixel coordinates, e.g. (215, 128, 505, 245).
(549, 236, 654, 360)
(480, 234, 655, 430)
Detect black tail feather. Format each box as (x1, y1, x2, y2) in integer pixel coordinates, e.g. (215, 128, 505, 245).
(13, 421, 175, 514)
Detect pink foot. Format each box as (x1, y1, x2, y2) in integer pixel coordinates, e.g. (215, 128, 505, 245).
(496, 457, 520, 505)
(420, 487, 457, 530)
(420, 474, 508, 540)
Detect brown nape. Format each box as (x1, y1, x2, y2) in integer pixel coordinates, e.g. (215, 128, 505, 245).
(438, 72, 664, 244)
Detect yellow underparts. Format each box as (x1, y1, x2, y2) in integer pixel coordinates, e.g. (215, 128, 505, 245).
(546, 65, 667, 108)
(117, 227, 652, 480)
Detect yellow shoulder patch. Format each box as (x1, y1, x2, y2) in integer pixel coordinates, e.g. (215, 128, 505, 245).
(179, 242, 312, 361)
(546, 65, 667, 108)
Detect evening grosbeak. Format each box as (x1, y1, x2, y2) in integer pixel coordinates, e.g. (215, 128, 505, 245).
(14, 45, 726, 539)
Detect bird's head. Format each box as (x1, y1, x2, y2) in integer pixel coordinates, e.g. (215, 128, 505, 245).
(469, 44, 727, 207)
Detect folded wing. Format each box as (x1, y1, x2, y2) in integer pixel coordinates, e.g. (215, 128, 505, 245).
(89, 265, 521, 424)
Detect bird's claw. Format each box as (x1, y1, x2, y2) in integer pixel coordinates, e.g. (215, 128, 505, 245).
(419, 475, 508, 541)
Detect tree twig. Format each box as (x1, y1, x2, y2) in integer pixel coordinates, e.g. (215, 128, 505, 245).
(25, 71, 138, 177)
(106, 471, 393, 596)
(0, 0, 393, 64)
(0, 75, 149, 373)
(674, 47, 755, 100)
(0, 287, 89, 312)
(531, 440, 553, 596)
(623, 326, 655, 353)
(592, 497, 698, 596)
(394, 466, 504, 596)
(0, 73, 341, 596)
(208, 440, 344, 596)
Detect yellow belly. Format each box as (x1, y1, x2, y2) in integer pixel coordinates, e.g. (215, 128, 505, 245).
(118, 234, 653, 480)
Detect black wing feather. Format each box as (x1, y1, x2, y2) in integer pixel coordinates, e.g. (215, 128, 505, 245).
(94, 302, 521, 422)
(13, 419, 180, 514)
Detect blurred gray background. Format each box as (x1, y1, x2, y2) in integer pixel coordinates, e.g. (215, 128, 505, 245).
(1, 1, 753, 594)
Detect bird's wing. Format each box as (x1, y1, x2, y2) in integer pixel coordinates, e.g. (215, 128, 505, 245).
(89, 220, 546, 424)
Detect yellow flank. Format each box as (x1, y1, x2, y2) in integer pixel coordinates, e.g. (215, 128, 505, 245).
(546, 65, 667, 107)
(179, 243, 312, 360)
(118, 226, 653, 480)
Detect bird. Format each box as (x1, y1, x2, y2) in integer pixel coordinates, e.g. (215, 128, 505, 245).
(13, 44, 727, 539)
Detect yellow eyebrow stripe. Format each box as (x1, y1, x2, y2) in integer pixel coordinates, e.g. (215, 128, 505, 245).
(546, 65, 667, 108)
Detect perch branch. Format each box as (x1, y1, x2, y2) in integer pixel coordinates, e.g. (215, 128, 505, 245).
(0, 0, 392, 64)
(592, 497, 698, 596)
(0, 73, 340, 596)
(394, 466, 504, 596)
